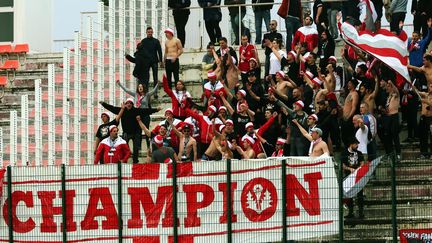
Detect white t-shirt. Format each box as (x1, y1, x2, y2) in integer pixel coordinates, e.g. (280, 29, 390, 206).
(269, 50, 287, 75)
(355, 126, 369, 155)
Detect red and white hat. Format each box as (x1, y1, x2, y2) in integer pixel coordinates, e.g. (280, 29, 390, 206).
(294, 100, 304, 108)
(288, 50, 297, 59)
(164, 28, 174, 36)
(101, 112, 110, 119)
(245, 122, 254, 129)
(249, 57, 258, 63)
(328, 56, 337, 62)
(276, 70, 285, 77)
(225, 119, 234, 126)
(208, 71, 217, 79)
(208, 105, 217, 113)
(304, 71, 314, 80)
(237, 89, 246, 97)
(219, 125, 226, 133)
(308, 114, 318, 121)
(312, 77, 323, 86)
(219, 106, 227, 112)
(276, 138, 286, 145)
(242, 135, 255, 145)
(165, 108, 173, 114)
(154, 135, 164, 146)
(303, 52, 311, 60)
(268, 87, 274, 93)
(125, 97, 134, 104)
(109, 125, 117, 133)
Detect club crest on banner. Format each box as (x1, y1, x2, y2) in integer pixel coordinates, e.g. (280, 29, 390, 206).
(241, 177, 278, 222)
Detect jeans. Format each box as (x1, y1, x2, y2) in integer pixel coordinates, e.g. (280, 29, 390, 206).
(327, 9, 339, 39)
(390, 12, 406, 34)
(142, 61, 159, 91)
(205, 20, 222, 44)
(382, 113, 401, 155)
(284, 16, 301, 51)
(254, 9, 270, 44)
(230, 11, 247, 45)
(173, 11, 189, 47)
(122, 132, 142, 164)
(165, 58, 180, 89)
(419, 116, 432, 156)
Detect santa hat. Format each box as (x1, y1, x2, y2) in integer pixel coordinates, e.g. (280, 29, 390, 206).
(242, 135, 255, 145)
(109, 125, 117, 133)
(304, 71, 314, 80)
(208, 105, 217, 113)
(165, 108, 173, 114)
(276, 138, 286, 145)
(101, 112, 110, 119)
(249, 57, 258, 63)
(294, 100, 304, 108)
(207, 71, 217, 79)
(288, 51, 297, 59)
(276, 70, 285, 78)
(312, 77, 323, 86)
(164, 28, 174, 36)
(219, 106, 227, 112)
(308, 114, 318, 121)
(328, 56, 337, 62)
(125, 97, 134, 104)
(225, 119, 234, 126)
(154, 135, 164, 146)
(219, 125, 226, 133)
(303, 52, 311, 60)
(238, 89, 246, 97)
(245, 122, 254, 130)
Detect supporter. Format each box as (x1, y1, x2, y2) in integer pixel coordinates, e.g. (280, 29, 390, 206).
(341, 0, 360, 22)
(292, 16, 319, 52)
(389, 0, 407, 34)
(217, 105, 230, 123)
(383, 80, 401, 160)
(271, 138, 286, 157)
(198, 0, 222, 45)
(244, 71, 265, 119)
(242, 112, 277, 158)
(341, 136, 365, 219)
(270, 71, 297, 101)
(260, 107, 282, 155)
(292, 122, 329, 157)
(215, 37, 239, 80)
(164, 28, 183, 89)
(315, 99, 338, 151)
(239, 35, 259, 85)
(94, 109, 123, 164)
(248, 58, 261, 82)
(236, 135, 256, 159)
(94, 125, 131, 164)
(125, 42, 147, 85)
(327, 1, 341, 40)
(168, 0, 191, 47)
(414, 82, 432, 159)
(327, 56, 344, 97)
(202, 43, 216, 86)
(412, 0, 432, 37)
(225, 0, 249, 45)
(220, 92, 255, 138)
(252, 0, 273, 44)
(152, 108, 183, 151)
(184, 105, 202, 151)
(340, 79, 359, 147)
(408, 54, 432, 84)
(271, 45, 300, 85)
(302, 69, 324, 113)
(358, 77, 378, 115)
(139, 27, 163, 97)
(360, 102, 378, 160)
(352, 114, 369, 159)
(100, 98, 160, 164)
(400, 80, 419, 143)
(313, 0, 328, 33)
(318, 29, 335, 69)
(162, 75, 192, 120)
(408, 19, 432, 68)
(172, 123, 198, 162)
(262, 20, 283, 76)
(267, 38, 286, 79)
(211, 123, 234, 159)
(151, 135, 179, 163)
(203, 71, 226, 108)
(371, 0, 384, 30)
(283, 0, 302, 52)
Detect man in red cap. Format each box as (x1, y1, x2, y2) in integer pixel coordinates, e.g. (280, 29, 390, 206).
(164, 28, 183, 89)
(152, 108, 183, 151)
(239, 34, 259, 85)
(94, 125, 131, 164)
(151, 135, 179, 163)
(271, 138, 286, 157)
(203, 71, 225, 108)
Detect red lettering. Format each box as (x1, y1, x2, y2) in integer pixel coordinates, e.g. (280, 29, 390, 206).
(37, 190, 77, 232)
(218, 182, 237, 223)
(80, 187, 118, 230)
(286, 172, 322, 216)
(183, 184, 214, 227)
(127, 186, 176, 228)
(2, 191, 35, 233)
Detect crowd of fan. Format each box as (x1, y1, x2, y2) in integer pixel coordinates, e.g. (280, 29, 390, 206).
(93, 0, 432, 168)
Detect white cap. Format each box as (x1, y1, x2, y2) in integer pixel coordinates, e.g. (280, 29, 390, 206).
(245, 122, 254, 129)
(294, 100, 304, 108)
(164, 28, 174, 36)
(242, 135, 255, 145)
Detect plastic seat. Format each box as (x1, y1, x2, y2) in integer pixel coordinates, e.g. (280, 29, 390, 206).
(0, 76, 6, 99)
(0, 44, 12, 54)
(11, 43, 29, 64)
(0, 60, 19, 82)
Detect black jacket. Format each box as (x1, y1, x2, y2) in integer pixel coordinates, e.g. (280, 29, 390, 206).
(137, 37, 162, 63)
(252, 0, 274, 11)
(168, 0, 191, 15)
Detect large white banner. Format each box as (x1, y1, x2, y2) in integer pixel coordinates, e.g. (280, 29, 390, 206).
(0, 157, 339, 242)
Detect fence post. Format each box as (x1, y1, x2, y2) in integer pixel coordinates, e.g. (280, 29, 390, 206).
(226, 159, 232, 243)
(61, 164, 67, 243)
(117, 163, 123, 243)
(7, 166, 13, 243)
(172, 161, 178, 243)
(281, 159, 287, 243)
(338, 158, 344, 243)
(391, 154, 397, 242)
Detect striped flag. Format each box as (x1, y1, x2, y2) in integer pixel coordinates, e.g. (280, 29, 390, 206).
(343, 156, 382, 198)
(340, 22, 411, 83)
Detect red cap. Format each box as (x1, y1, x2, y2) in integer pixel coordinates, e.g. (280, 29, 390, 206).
(294, 100, 304, 108)
(154, 135, 164, 146)
(164, 28, 174, 36)
(109, 125, 117, 133)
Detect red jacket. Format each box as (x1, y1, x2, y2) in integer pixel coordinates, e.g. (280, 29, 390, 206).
(186, 108, 222, 144)
(242, 116, 276, 155)
(292, 25, 318, 52)
(238, 44, 256, 73)
(94, 137, 130, 164)
(204, 80, 226, 108)
(152, 119, 182, 149)
(163, 76, 191, 117)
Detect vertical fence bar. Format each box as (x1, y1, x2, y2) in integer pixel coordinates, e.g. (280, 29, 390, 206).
(9, 111, 17, 166)
(281, 159, 287, 242)
(338, 158, 344, 243)
(61, 164, 67, 243)
(73, 31, 82, 165)
(117, 162, 123, 243)
(62, 48, 71, 165)
(172, 160, 178, 243)
(0, 128, 3, 167)
(48, 64, 56, 165)
(20, 95, 29, 166)
(391, 154, 397, 242)
(108, 0, 116, 105)
(87, 16, 95, 164)
(226, 159, 232, 243)
(34, 79, 42, 166)
(7, 166, 13, 242)
(119, 0, 126, 103)
(97, 2, 105, 114)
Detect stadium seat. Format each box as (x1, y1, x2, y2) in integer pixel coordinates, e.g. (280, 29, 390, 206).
(0, 76, 6, 99)
(0, 44, 13, 65)
(0, 60, 19, 82)
(11, 43, 29, 64)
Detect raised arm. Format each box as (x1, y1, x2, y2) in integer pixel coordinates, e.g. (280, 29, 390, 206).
(136, 116, 151, 137)
(292, 119, 313, 142)
(117, 80, 136, 96)
(100, 101, 121, 114)
(115, 103, 125, 123)
(147, 81, 159, 96)
(220, 94, 235, 115)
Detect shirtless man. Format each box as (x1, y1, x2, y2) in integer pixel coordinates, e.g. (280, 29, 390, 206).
(382, 80, 401, 159)
(164, 28, 183, 89)
(271, 70, 297, 101)
(408, 54, 432, 85)
(236, 135, 256, 159)
(341, 79, 359, 146)
(172, 123, 198, 162)
(292, 121, 329, 157)
(204, 119, 235, 160)
(414, 82, 432, 158)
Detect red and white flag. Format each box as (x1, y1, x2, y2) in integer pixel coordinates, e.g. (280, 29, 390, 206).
(340, 22, 411, 83)
(343, 156, 382, 198)
(0, 169, 5, 205)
